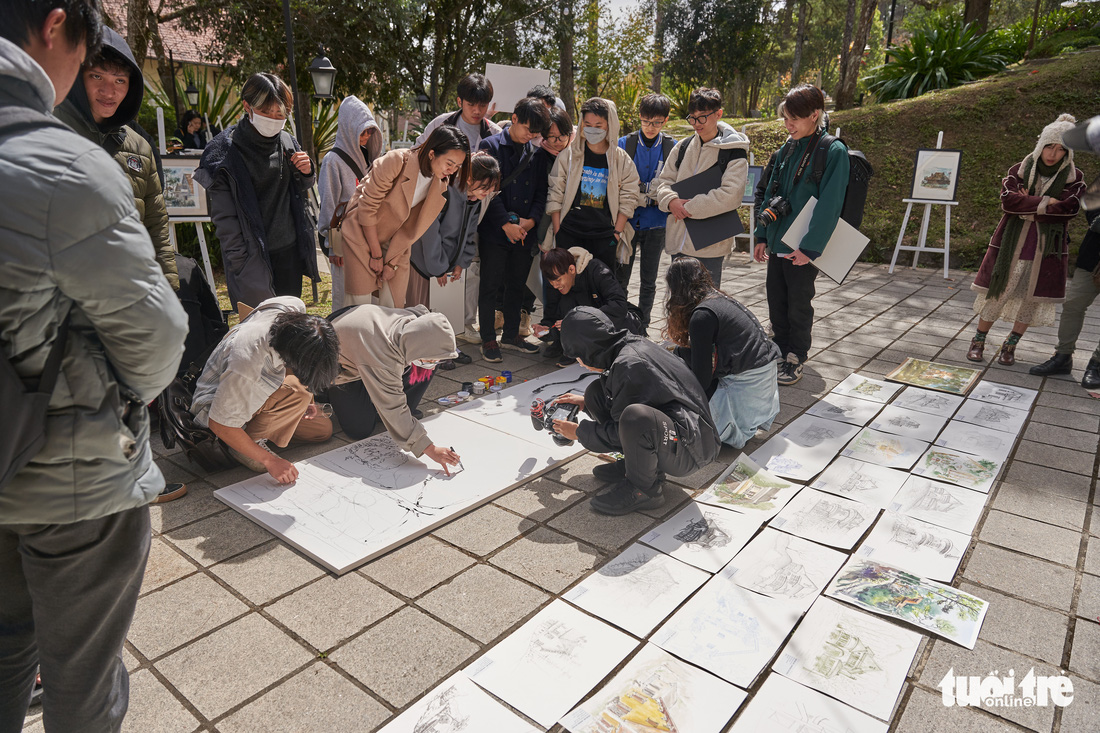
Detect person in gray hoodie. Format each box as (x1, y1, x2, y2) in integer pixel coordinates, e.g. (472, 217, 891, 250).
(0, 2, 188, 728)
(317, 95, 382, 311)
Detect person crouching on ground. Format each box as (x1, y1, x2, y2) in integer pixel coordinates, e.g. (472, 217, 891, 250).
(321, 304, 462, 474)
(665, 257, 781, 449)
(533, 246, 641, 367)
(551, 307, 720, 515)
(190, 297, 340, 483)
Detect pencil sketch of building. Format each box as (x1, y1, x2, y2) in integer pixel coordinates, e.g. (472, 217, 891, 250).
(984, 386, 1025, 403)
(413, 684, 470, 733)
(792, 424, 839, 448)
(905, 393, 954, 412)
(793, 499, 867, 534)
(675, 515, 732, 549)
(906, 482, 963, 514)
(889, 518, 959, 558)
(888, 415, 920, 430)
(808, 626, 882, 681)
(974, 405, 1015, 425)
(853, 381, 884, 398)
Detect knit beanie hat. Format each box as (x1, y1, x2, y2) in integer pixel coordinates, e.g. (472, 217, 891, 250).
(1032, 114, 1077, 166)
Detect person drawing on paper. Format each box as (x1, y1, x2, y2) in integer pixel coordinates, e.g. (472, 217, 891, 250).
(752, 84, 849, 387)
(320, 304, 462, 474)
(551, 307, 720, 515)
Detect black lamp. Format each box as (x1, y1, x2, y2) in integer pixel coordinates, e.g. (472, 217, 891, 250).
(184, 82, 199, 107)
(308, 53, 337, 99)
(415, 92, 431, 116)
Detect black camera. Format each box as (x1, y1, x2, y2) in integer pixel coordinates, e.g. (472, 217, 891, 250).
(759, 196, 792, 226)
(530, 398, 580, 446)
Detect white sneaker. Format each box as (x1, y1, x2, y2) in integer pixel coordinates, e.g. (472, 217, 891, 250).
(457, 328, 482, 344)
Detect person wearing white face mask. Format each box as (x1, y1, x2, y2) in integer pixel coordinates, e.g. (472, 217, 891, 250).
(544, 97, 640, 272)
(194, 73, 319, 311)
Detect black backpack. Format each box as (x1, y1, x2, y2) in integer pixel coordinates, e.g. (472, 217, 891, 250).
(811, 133, 873, 229)
(624, 130, 675, 163)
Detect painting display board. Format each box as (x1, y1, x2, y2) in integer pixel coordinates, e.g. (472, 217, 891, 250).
(831, 374, 902, 404)
(968, 380, 1038, 410)
(771, 488, 879, 550)
(842, 428, 929, 470)
(891, 386, 964, 418)
(856, 511, 967, 581)
(465, 600, 637, 728)
(825, 558, 988, 649)
(377, 673, 539, 733)
(952, 399, 1028, 435)
(215, 411, 562, 574)
(780, 195, 871, 285)
(559, 643, 747, 733)
(651, 577, 804, 688)
(730, 672, 888, 733)
(912, 446, 1001, 493)
(696, 453, 803, 520)
(935, 420, 1015, 464)
(773, 597, 921, 721)
(563, 543, 710, 638)
(721, 528, 848, 611)
(639, 502, 763, 573)
(162, 156, 206, 216)
(810, 457, 908, 509)
(910, 148, 963, 202)
(484, 63, 553, 113)
(868, 405, 948, 443)
(806, 393, 884, 426)
(428, 276, 465, 336)
(890, 475, 986, 535)
(885, 358, 980, 395)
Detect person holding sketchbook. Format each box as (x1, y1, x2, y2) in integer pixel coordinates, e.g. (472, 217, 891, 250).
(753, 84, 849, 386)
(651, 87, 749, 288)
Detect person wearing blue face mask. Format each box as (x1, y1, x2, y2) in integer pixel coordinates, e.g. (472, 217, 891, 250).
(544, 97, 640, 272)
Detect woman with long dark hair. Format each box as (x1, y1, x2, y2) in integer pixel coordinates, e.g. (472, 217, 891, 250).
(665, 257, 781, 449)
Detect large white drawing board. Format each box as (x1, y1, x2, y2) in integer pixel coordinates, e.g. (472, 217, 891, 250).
(730, 672, 887, 733)
(376, 673, 539, 733)
(485, 63, 554, 113)
(215, 409, 562, 574)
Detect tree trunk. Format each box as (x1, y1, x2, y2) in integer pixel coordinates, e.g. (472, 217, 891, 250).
(834, 0, 876, 110)
(835, 0, 857, 103)
(558, 0, 576, 120)
(963, 0, 991, 33)
(650, 0, 665, 92)
(791, 0, 808, 86)
(1025, 0, 1042, 57)
(584, 0, 599, 97)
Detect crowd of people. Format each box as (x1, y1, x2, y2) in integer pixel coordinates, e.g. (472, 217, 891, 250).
(2, 0, 1100, 729)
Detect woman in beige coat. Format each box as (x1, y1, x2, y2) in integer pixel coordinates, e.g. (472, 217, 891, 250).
(542, 97, 640, 270)
(341, 125, 470, 307)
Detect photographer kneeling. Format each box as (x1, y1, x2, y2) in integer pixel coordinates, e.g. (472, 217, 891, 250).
(551, 307, 720, 515)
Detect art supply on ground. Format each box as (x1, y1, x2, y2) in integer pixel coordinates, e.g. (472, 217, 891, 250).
(457, 391, 470, 400)
(461, 382, 473, 392)
(489, 384, 502, 393)
(472, 382, 486, 395)
(501, 370, 512, 382)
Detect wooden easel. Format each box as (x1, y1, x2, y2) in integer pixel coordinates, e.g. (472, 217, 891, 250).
(888, 131, 957, 280)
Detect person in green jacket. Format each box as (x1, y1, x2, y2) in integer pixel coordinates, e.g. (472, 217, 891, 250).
(54, 26, 179, 291)
(753, 84, 849, 386)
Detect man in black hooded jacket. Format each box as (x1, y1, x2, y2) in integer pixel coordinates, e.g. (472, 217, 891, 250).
(553, 307, 720, 514)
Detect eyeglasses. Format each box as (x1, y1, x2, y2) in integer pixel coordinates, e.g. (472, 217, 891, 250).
(546, 134, 570, 143)
(639, 118, 667, 128)
(685, 111, 717, 126)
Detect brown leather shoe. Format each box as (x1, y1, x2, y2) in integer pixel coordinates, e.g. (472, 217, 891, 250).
(997, 341, 1016, 366)
(967, 337, 986, 362)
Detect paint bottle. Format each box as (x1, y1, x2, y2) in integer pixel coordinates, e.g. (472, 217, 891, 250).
(461, 382, 473, 393)
(472, 382, 486, 395)
(495, 376, 507, 386)
(501, 370, 512, 383)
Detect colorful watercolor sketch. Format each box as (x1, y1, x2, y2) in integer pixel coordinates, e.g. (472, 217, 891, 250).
(832, 374, 903, 404)
(885, 358, 980, 395)
(913, 446, 1000, 493)
(843, 428, 929, 470)
(697, 453, 802, 519)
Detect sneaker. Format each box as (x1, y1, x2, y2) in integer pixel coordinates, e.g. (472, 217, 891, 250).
(501, 335, 540, 355)
(590, 479, 665, 515)
(228, 439, 277, 473)
(457, 328, 482, 345)
(519, 310, 532, 337)
(776, 353, 803, 386)
(592, 459, 626, 482)
(453, 350, 473, 365)
(153, 482, 188, 504)
(436, 359, 456, 371)
(481, 340, 503, 362)
(542, 340, 564, 359)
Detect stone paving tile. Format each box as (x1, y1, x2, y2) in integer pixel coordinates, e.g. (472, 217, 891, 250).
(547, 500, 656, 552)
(217, 662, 391, 733)
(1062, 675, 1100, 733)
(208, 541, 325, 605)
(1014, 441, 1095, 477)
(156, 456, 198, 487)
(140, 537, 197, 595)
(149, 480, 227, 535)
(361, 535, 476, 598)
(919, 639, 1058, 731)
(490, 526, 602, 593)
(432, 504, 535, 556)
(1070, 619, 1100, 683)
(492, 476, 586, 523)
(1042, 376, 1097, 397)
(827, 340, 884, 358)
(1087, 535, 1100, 576)
(266, 575, 403, 651)
(1022, 422, 1099, 454)
(128, 572, 249, 659)
(977, 510, 1081, 566)
(808, 350, 872, 370)
(991, 481, 1087, 531)
(1036, 390, 1100, 415)
(880, 344, 942, 361)
(418, 565, 549, 643)
(543, 452, 614, 493)
(165, 509, 274, 566)
(667, 459, 728, 490)
(157, 613, 312, 719)
(204, 462, 264, 490)
(1078, 573, 1100, 621)
(958, 582, 1068, 665)
(778, 385, 819, 408)
(1030, 405, 1100, 433)
(860, 358, 902, 375)
(961, 543, 1075, 610)
(332, 607, 478, 707)
(120, 669, 199, 733)
(1004, 462, 1092, 504)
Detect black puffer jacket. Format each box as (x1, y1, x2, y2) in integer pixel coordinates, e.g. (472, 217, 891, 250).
(561, 307, 719, 466)
(542, 247, 640, 334)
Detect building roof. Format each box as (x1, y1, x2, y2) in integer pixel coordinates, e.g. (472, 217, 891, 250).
(101, 0, 221, 66)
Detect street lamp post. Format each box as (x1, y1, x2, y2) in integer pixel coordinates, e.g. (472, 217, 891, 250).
(185, 82, 199, 108)
(308, 52, 336, 125)
(415, 92, 431, 119)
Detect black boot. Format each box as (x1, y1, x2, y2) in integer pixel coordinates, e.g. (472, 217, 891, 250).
(1029, 352, 1072, 376)
(1083, 359, 1100, 390)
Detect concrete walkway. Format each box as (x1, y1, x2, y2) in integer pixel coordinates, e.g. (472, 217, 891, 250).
(22, 253, 1100, 732)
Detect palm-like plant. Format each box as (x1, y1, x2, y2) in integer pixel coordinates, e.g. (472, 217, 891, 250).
(146, 67, 244, 131)
(864, 20, 1009, 102)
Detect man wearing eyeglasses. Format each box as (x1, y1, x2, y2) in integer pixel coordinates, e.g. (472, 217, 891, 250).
(651, 87, 750, 288)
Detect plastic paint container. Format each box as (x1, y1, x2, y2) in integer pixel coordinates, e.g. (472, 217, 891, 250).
(472, 382, 486, 395)
(495, 376, 507, 386)
(437, 397, 453, 406)
(457, 391, 470, 400)
(489, 384, 502, 393)
(501, 370, 512, 383)
(461, 382, 473, 392)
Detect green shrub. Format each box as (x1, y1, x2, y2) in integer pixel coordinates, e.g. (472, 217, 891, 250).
(990, 4, 1100, 60)
(1032, 28, 1100, 57)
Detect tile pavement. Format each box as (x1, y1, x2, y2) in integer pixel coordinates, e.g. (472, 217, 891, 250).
(21, 254, 1100, 732)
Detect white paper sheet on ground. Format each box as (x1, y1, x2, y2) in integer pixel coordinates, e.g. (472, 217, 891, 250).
(428, 275, 465, 335)
(214, 410, 561, 574)
(891, 385, 964, 418)
(721, 528, 848, 611)
(968, 380, 1039, 410)
(563, 543, 710, 638)
(778, 414, 861, 453)
(912, 445, 1001, 493)
(651, 576, 804, 688)
(856, 511, 968, 581)
(810, 457, 908, 509)
(484, 63, 553, 113)
(830, 374, 903, 404)
(841, 428, 929, 470)
(935, 420, 1015, 464)
(749, 424, 847, 482)
(464, 599, 637, 728)
(730, 672, 887, 733)
(952, 398, 1028, 435)
(805, 393, 884, 426)
(559, 643, 747, 733)
(377, 673, 539, 733)
(780, 195, 871, 285)
(696, 453, 803, 519)
(639, 501, 763, 573)
(773, 597, 921, 721)
(771, 487, 879, 549)
(446, 363, 599, 459)
(825, 557, 989, 649)
(889, 475, 986, 535)
(868, 405, 948, 443)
